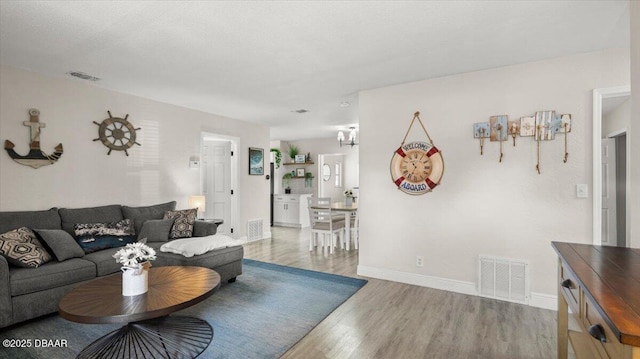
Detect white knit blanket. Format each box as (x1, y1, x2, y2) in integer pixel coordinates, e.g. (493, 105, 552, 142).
(160, 234, 237, 257)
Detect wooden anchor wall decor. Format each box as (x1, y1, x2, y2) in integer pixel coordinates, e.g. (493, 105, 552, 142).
(4, 109, 63, 169)
(93, 111, 141, 156)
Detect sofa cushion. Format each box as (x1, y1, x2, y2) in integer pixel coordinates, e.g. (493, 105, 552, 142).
(33, 229, 85, 261)
(9, 258, 95, 296)
(193, 220, 219, 237)
(0, 208, 61, 234)
(137, 219, 174, 242)
(82, 247, 126, 276)
(0, 227, 52, 268)
(164, 209, 197, 239)
(59, 205, 124, 236)
(75, 235, 136, 254)
(122, 201, 177, 235)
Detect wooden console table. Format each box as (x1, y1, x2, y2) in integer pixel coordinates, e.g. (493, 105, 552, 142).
(552, 242, 640, 359)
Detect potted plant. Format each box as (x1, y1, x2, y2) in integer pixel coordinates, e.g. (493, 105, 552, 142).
(282, 172, 293, 193)
(270, 148, 282, 169)
(287, 144, 299, 162)
(112, 239, 157, 296)
(344, 189, 354, 206)
(304, 172, 313, 187)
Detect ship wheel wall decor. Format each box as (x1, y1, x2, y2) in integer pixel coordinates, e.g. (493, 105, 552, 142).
(93, 111, 141, 155)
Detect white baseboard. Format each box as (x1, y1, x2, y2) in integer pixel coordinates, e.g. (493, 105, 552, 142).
(357, 265, 477, 296)
(357, 265, 558, 310)
(235, 231, 272, 244)
(529, 292, 557, 310)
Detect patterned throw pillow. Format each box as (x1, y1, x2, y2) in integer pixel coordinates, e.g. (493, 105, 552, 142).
(163, 209, 197, 239)
(74, 219, 135, 237)
(0, 227, 52, 268)
(73, 219, 137, 254)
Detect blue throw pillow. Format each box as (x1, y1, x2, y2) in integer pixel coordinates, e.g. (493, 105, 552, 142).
(75, 235, 136, 254)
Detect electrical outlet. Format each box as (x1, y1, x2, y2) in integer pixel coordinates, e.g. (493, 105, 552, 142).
(416, 256, 424, 267)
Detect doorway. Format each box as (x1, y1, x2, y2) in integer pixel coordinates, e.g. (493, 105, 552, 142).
(318, 154, 345, 200)
(592, 87, 631, 247)
(201, 133, 239, 237)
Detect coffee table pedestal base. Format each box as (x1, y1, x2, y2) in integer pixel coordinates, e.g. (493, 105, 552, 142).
(78, 316, 213, 359)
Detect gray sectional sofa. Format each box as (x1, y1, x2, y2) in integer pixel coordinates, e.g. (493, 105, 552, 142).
(0, 201, 244, 329)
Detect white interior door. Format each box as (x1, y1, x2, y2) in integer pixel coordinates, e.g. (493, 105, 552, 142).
(203, 140, 232, 235)
(601, 138, 617, 246)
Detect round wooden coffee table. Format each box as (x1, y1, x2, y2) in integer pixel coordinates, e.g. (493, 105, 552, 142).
(59, 266, 221, 359)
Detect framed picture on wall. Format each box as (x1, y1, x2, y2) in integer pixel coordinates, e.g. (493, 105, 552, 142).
(296, 168, 305, 177)
(249, 147, 264, 175)
(295, 154, 306, 163)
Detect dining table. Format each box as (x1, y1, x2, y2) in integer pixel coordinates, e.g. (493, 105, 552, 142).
(311, 201, 358, 250)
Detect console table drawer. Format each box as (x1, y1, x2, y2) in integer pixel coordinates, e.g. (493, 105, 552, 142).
(560, 262, 580, 315)
(584, 298, 624, 359)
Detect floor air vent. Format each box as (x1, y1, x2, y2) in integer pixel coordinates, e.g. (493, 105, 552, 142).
(478, 256, 529, 304)
(247, 219, 263, 241)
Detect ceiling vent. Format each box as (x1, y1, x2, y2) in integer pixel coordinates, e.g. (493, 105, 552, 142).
(67, 71, 100, 82)
(292, 109, 309, 114)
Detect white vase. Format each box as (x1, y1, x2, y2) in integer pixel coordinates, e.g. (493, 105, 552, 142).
(345, 197, 353, 206)
(121, 264, 149, 296)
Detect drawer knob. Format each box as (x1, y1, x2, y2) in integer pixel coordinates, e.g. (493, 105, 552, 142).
(588, 324, 607, 343)
(560, 279, 572, 289)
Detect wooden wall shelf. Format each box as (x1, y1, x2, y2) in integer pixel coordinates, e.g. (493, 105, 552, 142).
(283, 162, 314, 166)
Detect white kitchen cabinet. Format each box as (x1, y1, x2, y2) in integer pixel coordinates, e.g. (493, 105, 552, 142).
(273, 194, 312, 227)
(273, 195, 300, 227)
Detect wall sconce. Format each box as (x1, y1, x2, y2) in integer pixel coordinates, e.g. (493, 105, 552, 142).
(338, 127, 358, 148)
(188, 195, 206, 219)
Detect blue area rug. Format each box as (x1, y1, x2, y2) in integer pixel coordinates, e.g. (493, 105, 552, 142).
(0, 259, 367, 359)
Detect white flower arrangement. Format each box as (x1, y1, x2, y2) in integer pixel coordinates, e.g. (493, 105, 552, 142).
(113, 239, 156, 274)
(344, 189, 353, 198)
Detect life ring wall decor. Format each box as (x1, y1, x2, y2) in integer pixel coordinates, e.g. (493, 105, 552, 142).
(390, 112, 444, 195)
(4, 109, 63, 169)
(93, 111, 141, 156)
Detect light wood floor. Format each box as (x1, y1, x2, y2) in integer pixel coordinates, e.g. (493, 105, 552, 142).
(243, 226, 557, 359)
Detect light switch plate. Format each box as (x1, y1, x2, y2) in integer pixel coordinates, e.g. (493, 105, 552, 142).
(576, 184, 588, 198)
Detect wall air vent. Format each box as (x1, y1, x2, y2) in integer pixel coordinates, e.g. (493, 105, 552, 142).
(247, 219, 263, 241)
(478, 255, 530, 304)
(67, 71, 101, 81)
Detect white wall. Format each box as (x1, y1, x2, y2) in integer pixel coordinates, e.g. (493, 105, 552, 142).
(603, 98, 630, 136)
(630, 0, 640, 249)
(357, 49, 630, 308)
(0, 65, 270, 239)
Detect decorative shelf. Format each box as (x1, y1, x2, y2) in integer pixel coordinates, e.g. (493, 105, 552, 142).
(283, 162, 314, 166)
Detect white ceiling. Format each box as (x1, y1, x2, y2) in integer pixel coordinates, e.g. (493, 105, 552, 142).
(0, 1, 630, 140)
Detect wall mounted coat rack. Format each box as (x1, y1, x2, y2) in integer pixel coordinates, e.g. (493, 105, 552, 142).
(473, 110, 572, 174)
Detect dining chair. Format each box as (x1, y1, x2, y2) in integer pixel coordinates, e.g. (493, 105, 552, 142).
(307, 197, 345, 253)
(349, 209, 359, 250)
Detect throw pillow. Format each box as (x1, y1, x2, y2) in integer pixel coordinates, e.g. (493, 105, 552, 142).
(137, 219, 175, 242)
(33, 229, 85, 261)
(74, 219, 135, 237)
(122, 201, 177, 235)
(163, 209, 197, 239)
(75, 235, 136, 254)
(0, 227, 52, 268)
